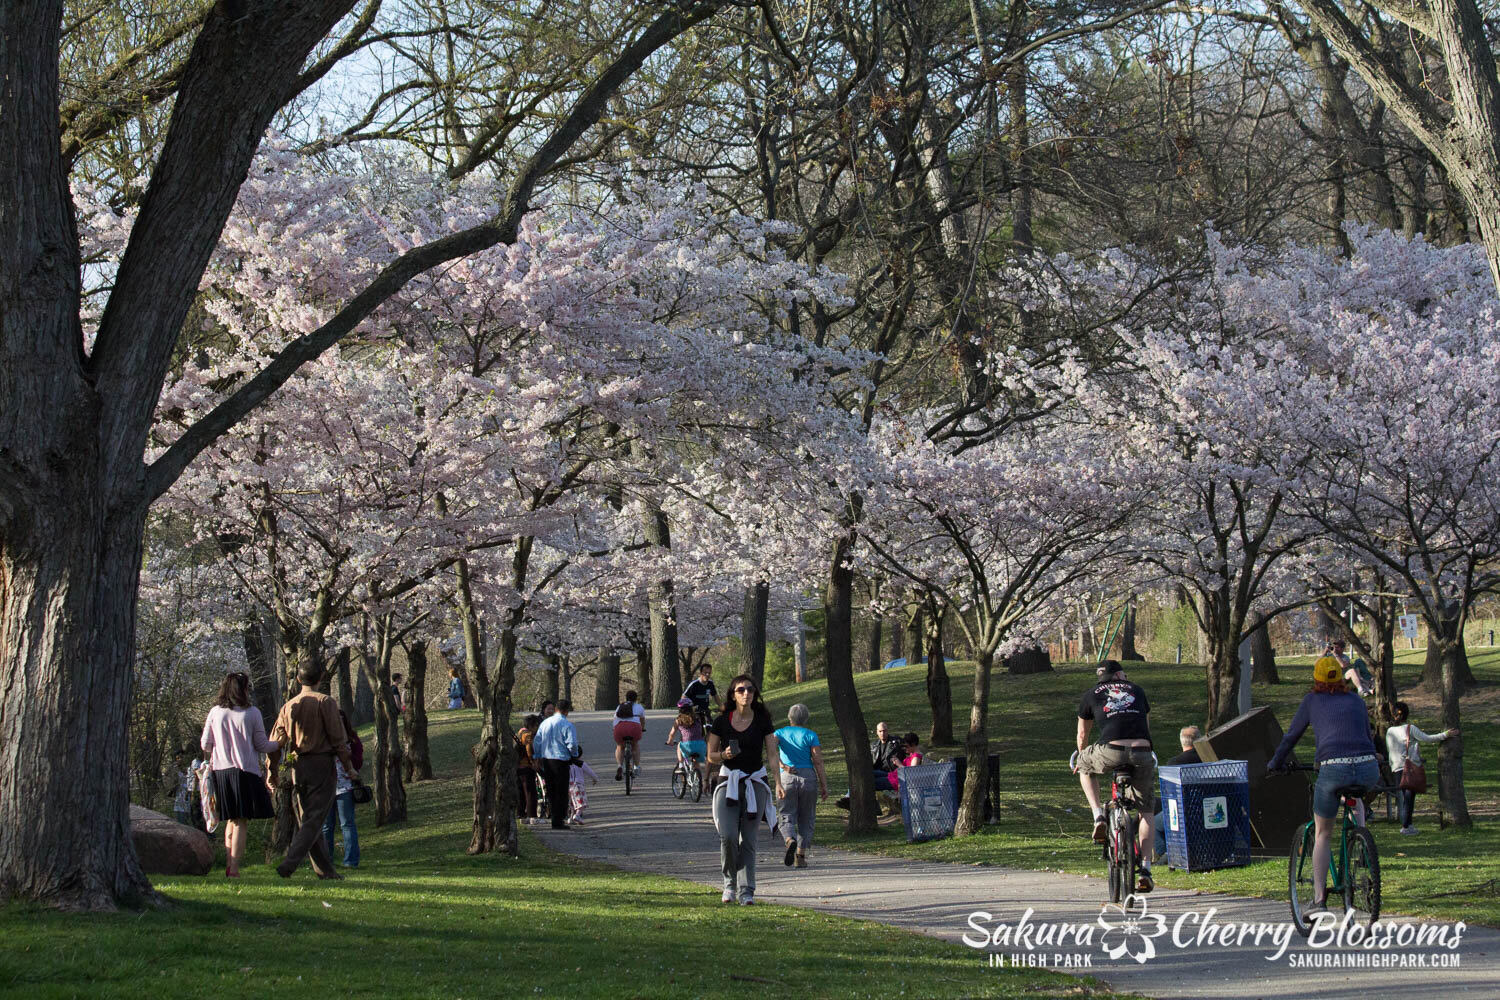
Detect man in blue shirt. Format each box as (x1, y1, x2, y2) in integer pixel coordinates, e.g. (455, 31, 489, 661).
(532, 700, 580, 829)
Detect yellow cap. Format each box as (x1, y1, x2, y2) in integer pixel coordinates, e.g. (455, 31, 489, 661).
(1313, 656, 1342, 684)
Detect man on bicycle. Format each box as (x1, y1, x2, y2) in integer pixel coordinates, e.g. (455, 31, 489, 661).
(1074, 660, 1156, 893)
(681, 664, 719, 726)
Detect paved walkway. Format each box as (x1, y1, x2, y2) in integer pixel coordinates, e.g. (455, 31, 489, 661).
(542, 710, 1499, 998)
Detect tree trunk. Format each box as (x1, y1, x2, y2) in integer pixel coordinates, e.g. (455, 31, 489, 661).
(542, 656, 560, 704)
(1371, 597, 1397, 718)
(1204, 631, 1244, 730)
(243, 611, 280, 726)
(1421, 602, 1478, 691)
(1119, 600, 1143, 661)
(793, 608, 807, 683)
(459, 538, 529, 856)
(825, 529, 877, 833)
(359, 617, 407, 826)
(1004, 646, 1053, 674)
(353, 660, 375, 727)
(925, 604, 953, 745)
(0, 503, 156, 909)
(890, 614, 904, 661)
(904, 601, 924, 667)
(631, 641, 652, 708)
(1435, 636, 1472, 828)
(866, 610, 883, 672)
(594, 647, 621, 709)
(334, 646, 355, 714)
(1250, 619, 1279, 685)
(955, 647, 995, 837)
(645, 506, 677, 710)
(402, 640, 433, 782)
(741, 580, 769, 687)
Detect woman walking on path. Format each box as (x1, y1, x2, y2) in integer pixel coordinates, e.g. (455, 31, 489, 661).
(200, 671, 279, 877)
(515, 714, 541, 824)
(775, 703, 828, 868)
(1383, 701, 1457, 835)
(707, 674, 780, 905)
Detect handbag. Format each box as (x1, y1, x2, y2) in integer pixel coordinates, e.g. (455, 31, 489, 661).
(350, 783, 373, 804)
(1398, 727, 1428, 793)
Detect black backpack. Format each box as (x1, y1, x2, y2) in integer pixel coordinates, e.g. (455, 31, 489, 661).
(615, 702, 635, 720)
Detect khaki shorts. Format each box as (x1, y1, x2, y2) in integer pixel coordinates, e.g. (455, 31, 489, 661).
(1078, 744, 1156, 811)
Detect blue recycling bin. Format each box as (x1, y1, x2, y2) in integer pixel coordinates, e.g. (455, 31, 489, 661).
(1158, 760, 1252, 872)
(897, 762, 957, 843)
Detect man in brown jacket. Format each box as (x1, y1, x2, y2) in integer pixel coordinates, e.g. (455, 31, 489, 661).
(267, 659, 359, 879)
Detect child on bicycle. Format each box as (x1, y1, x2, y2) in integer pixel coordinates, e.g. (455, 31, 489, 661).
(666, 698, 709, 789)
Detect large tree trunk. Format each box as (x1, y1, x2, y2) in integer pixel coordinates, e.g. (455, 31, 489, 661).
(1250, 619, 1279, 685)
(630, 640, 652, 708)
(594, 647, 621, 709)
(741, 579, 769, 687)
(825, 529, 877, 833)
(1371, 597, 1398, 717)
(459, 538, 529, 856)
(0, 503, 156, 910)
(925, 603, 953, 745)
(645, 507, 677, 710)
(542, 656, 560, 704)
(1434, 636, 1472, 828)
(955, 647, 995, 837)
(353, 660, 375, 727)
(402, 640, 433, 782)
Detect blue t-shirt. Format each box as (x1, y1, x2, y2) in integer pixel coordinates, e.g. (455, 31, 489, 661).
(775, 725, 820, 769)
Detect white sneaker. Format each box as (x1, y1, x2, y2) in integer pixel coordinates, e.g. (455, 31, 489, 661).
(739, 891, 755, 906)
(1400, 825, 1419, 835)
(721, 889, 735, 903)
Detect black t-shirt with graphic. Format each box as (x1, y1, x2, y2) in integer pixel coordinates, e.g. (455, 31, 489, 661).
(1078, 680, 1152, 745)
(711, 711, 775, 775)
(682, 678, 719, 713)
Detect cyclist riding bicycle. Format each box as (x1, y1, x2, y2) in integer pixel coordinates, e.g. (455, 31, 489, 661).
(666, 698, 709, 788)
(681, 664, 719, 727)
(612, 689, 646, 781)
(1267, 656, 1381, 916)
(1073, 659, 1156, 893)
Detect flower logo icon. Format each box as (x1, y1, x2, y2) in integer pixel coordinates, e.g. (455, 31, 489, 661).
(1096, 895, 1169, 964)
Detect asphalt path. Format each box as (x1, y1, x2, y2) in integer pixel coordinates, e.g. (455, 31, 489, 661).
(542, 708, 1499, 999)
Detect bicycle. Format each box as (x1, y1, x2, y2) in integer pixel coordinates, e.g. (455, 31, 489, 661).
(621, 736, 636, 796)
(1071, 751, 1146, 905)
(671, 752, 705, 801)
(1282, 763, 1382, 936)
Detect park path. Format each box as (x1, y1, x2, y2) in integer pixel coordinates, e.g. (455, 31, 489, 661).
(543, 709, 1498, 999)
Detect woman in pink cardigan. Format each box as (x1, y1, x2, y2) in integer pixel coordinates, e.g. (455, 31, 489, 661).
(200, 671, 279, 876)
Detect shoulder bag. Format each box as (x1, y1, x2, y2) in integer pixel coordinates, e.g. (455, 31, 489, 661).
(1398, 726, 1428, 793)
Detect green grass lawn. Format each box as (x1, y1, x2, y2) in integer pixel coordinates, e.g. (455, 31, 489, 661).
(0, 711, 1130, 1000)
(765, 648, 1500, 927)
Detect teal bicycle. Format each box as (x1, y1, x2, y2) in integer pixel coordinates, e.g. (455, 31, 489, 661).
(1284, 764, 1383, 936)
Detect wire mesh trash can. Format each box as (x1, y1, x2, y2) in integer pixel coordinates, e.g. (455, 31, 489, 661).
(897, 762, 957, 843)
(1159, 760, 1253, 871)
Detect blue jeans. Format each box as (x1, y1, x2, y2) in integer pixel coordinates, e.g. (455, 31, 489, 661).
(323, 791, 359, 867)
(1312, 758, 1380, 819)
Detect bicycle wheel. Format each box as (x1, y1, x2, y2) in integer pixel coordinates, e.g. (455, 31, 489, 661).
(689, 764, 704, 802)
(1288, 821, 1318, 936)
(672, 764, 687, 799)
(1343, 827, 1381, 928)
(624, 744, 633, 796)
(1107, 806, 1133, 904)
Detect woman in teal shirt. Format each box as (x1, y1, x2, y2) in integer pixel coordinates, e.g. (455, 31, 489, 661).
(774, 704, 829, 868)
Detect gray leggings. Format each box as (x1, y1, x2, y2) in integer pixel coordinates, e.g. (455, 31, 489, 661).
(779, 767, 817, 851)
(712, 782, 762, 896)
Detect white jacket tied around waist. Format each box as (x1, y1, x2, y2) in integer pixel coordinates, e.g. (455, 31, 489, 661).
(715, 765, 778, 834)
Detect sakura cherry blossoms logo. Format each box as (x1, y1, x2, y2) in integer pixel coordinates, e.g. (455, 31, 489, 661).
(1096, 896, 1168, 964)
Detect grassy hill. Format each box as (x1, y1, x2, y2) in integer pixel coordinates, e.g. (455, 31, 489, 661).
(763, 649, 1500, 926)
(0, 709, 1124, 999)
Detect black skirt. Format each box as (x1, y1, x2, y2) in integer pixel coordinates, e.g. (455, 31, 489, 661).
(212, 767, 277, 821)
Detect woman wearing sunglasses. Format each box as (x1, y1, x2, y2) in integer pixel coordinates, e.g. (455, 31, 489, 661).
(707, 674, 780, 905)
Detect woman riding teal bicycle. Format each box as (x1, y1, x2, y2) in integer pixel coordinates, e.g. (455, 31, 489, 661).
(1267, 656, 1381, 916)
